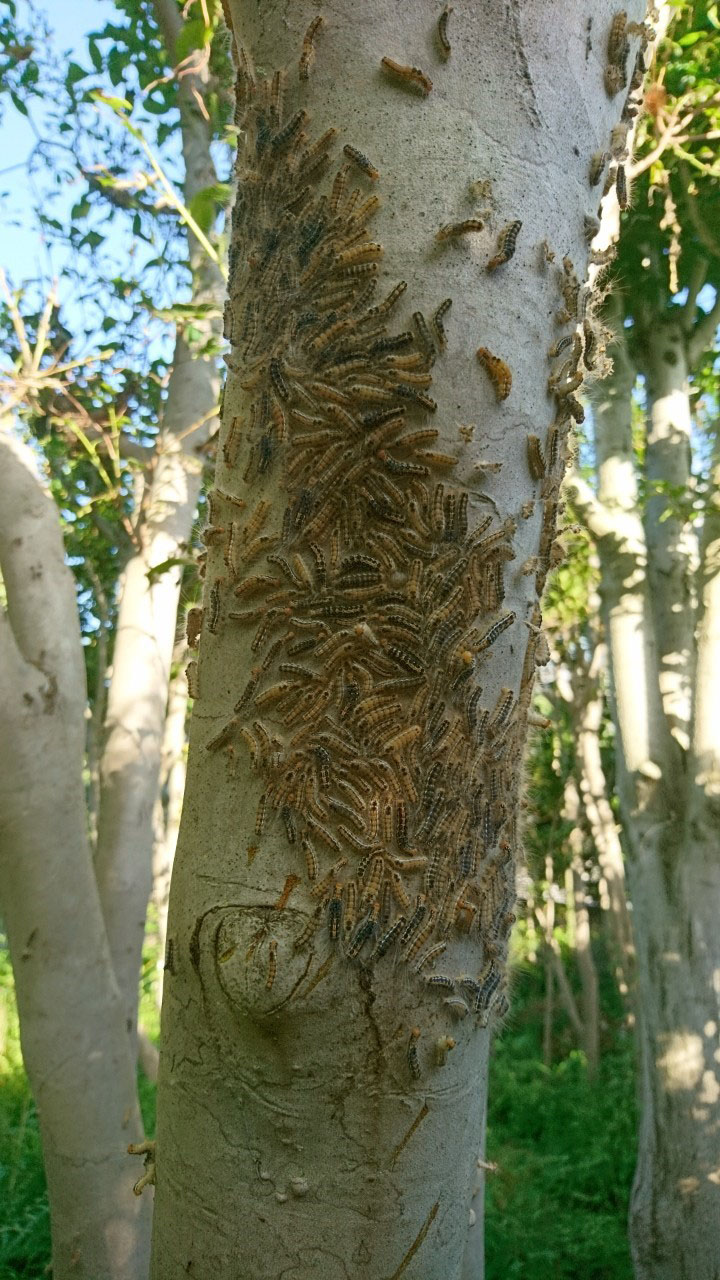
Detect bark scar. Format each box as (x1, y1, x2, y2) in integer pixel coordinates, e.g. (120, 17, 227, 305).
(295, 950, 335, 1000)
(391, 1102, 429, 1168)
(506, 0, 544, 129)
(386, 1199, 440, 1279)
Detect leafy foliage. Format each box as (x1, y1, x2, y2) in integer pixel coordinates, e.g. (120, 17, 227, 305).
(0, 948, 50, 1280)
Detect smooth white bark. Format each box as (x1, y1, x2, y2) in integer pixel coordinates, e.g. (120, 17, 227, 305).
(641, 322, 695, 745)
(0, 430, 151, 1280)
(583, 304, 720, 1277)
(691, 428, 720, 795)
(150, 3, 644, 1276)
(152, 654, 188, 1004)
(94, 5, 224, 1042)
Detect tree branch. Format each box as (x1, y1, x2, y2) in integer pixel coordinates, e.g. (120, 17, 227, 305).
(678, 162, 720, 267)
(152, 0, 182, 61)
(688, 289, 720, 365)
(0, 427, 86, 692)
(682, 256, 708, 336)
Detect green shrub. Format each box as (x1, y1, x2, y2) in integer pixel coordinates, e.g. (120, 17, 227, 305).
(485, 956, 636, 1280)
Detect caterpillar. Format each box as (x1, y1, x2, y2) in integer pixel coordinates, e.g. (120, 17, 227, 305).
(476, 347, 512, 401)
(487, 220, 521, 271)
(381, 57, 433, 96)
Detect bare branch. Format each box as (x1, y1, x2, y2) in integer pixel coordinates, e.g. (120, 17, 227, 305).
(683, 257, 708, 334)
(688, 289, 720, 366)
(0, 268, 33, 370)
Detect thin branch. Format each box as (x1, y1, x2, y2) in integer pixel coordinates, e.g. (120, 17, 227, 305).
(128, 129, 223, 271)
(176, 403, 220, 442)
(535, 907, 585, 1040)
(688, 290, 720, 366)
(0, 269, 33, 370)
(683, 257, 708, 334)
(630, 108, 695, 178)
(678, 162, 720, 266)
(30, 283, 58, 375)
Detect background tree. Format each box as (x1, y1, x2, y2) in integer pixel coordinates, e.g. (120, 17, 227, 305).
(0, 0, 233, 1273)
(568, 6, 720, 1272)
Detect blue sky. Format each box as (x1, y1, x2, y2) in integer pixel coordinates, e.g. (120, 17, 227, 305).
(1, 1, 118, 286)
(0, 0, 217, 376)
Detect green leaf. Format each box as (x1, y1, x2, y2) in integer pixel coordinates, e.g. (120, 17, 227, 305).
(91, 90, 132, 113)
(88, 36, 102, 71)
(143, 95, 170, 114)
(175, 17, 211, 64)
(678, 31, 704, 45)
(153, 301, 219, 321)
(66, 61, 88, 87)
(10, 89, 28, 115)
(107, 47, 127, 88)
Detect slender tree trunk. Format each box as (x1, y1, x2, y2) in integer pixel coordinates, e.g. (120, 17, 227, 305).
(150, 4, 646, 1275)
(640, 320, 695, 746)
(537, 860, 585, 1048)
(574, 657, 635, 1003)
(85, 562, 109, 849)
(0, 431, 151, 1280)
(574, 309, 720, 1278)
(626, 420, 720, 1280)
(564, 776, 599, 1078)
(152, 656, 188, 1004)
(94, 8, 223, 1045)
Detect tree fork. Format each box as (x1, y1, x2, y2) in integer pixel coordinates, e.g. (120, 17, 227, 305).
(0, 433, 151, 1280)
(150, 4, 648, 1276)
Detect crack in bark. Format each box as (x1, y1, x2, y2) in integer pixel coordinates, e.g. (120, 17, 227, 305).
(390, 1102, 429, 1168)
(295, 950, 336, 1000)
(385, 1199, 440, 1279)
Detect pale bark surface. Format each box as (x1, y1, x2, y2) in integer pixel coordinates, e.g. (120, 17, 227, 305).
(557, 633, 635, 1003)
(152, 654, 188, 1004)
(150, 4, 645, 1277)
(564, 777, 599, 1078)
(573, 296, 720, 1277)
(575, 654, 635, 1002)
(94, 3, 223, 1042)
(640, 321, 695, 744)
(0, 431, 152, 1280)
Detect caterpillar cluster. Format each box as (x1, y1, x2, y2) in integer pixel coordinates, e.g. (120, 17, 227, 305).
(200, 42, 535, 1054)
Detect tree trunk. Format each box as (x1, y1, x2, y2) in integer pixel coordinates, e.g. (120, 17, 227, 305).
(575, 311, 720, 1278)
(0, 430, 152, 1280)
(574, 654, 635, 1004)
(94, 10, 223, 1045)
(152, 655, 188, 1004)
(640, 319, 696, 746)
(564, 776, 599, 1078)
(150, 4, 646, 1276)
(626, 819, 720, 1280)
